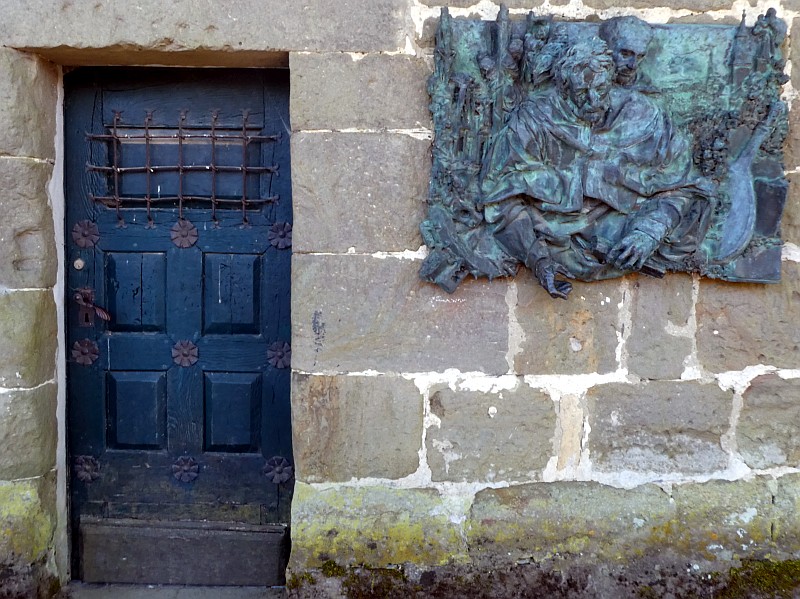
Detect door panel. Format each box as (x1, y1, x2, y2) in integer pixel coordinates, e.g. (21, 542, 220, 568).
(65, 68, 292, 585)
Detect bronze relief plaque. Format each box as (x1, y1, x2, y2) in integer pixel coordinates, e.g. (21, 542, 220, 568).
(420, 7, 788, 299)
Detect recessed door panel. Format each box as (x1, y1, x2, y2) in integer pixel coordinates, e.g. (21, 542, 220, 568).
(106, 252, 167, 332)
(107, 371, 167, 449)
(204, 372, 262, 452)
(203, 253, 261, 335)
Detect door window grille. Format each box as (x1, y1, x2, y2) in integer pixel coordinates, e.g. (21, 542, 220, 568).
(87, 111, 281, 226)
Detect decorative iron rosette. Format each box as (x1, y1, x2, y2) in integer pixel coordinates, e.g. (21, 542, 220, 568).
(268, 222, 292, 250)
(172, 455, 200, 483)
(170, 219, 198, 248)
(71, 339, 99, 366)
(263, 456, 294, 484)
(71, 220, 100, 248)
(172, 340, 199, 367)
(74, 455, 101, 483)
(267, 341, 291, 369)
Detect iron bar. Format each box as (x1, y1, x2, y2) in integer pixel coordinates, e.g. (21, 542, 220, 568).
(241, 111, 250, 225)
(211, 111, 219, 225)
(86, 164, 278, 175)
(144, 111, 153, 226)
(112, 112, 122, 225)
(85, 110, 280, 221)
(89, 195, 279, 206)
(178, 111, 185, 219)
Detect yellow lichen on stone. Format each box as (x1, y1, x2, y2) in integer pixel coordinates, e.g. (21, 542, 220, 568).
(0, 478, 55, 562)
(289, 483, 466, 569)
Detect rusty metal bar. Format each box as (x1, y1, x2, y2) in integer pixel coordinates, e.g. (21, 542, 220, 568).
(112, 112, 123, 226)
(241, 111, 250, 225)
(87, 132, 281, 142)
(89, 195, 278, 206)
(211, 111, 219, 225)
(85, 110, 281, 215)
(178, 111, 186, 219)
(144, 111, 153, 226)
(86, 164, 278, 175)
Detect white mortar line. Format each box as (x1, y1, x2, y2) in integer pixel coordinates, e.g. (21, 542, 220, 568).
(414, 380, 435, 487)
(0, 287, 54, 294)
(2, 471, 54, 485)
(0, 155, 55, 165)
(542, 389, 586, 481)
(504, 282, 524, 374)
(680, 274, 706, 381)
(300, 246, 429, 261)
(782, 243, 800, 262)
(0, 379, 56, 394)
(304, 461, 800, 494)
(614, 278, 633, 374)
(297, 128, 433, 139)
(720, 386, 749, 472)
(716, 364, 778, 393)
(409, 0, 798, 30)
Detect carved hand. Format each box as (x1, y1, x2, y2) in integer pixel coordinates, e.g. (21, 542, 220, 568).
(608, 231, 660, 271)
(534, 258, 574, 300)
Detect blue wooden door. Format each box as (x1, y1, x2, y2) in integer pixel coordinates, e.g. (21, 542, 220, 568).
(65, 69, 292, 585)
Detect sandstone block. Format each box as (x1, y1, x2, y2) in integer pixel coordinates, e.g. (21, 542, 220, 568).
(468, 482, 673, 563)
(514, 277, 622, 375)
(0, 476, 56, 563)
(793, 18, 800, 98)
(0, 49, 57, 160)
(291, 133, 428, 253)
(292, 254, 509, 374)
(671, 478, 776, 561)
(0, 0, 409, 55)
(738, 375, 800, 469)
(426, 381, 555, 482)
(0, 158, 57, 289)
(626, 274, 694, 380)
(585, 0, 731, 8)
(290, 53, 431, 131)
(289, 483, 464, 569)
(291, 373, 423, 482)
(418, 0, 567, 6)
(773, 473, 800, 551)
(587, 381, 731, 474)
(0, 290, 57, 388)
(783, 173, 800, 246)
(667, 15, 741, 25)
(696, 264, 800, 372)
(783, 102, 800, 173)
(0, 384, 57, 480)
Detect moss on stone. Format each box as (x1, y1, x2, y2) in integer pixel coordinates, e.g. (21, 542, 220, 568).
(321, 560, 347, 578)
(289, 483, 465, 569)
(0, 479, 54, 562)
(286, 571, 316, 590)
(341, 567, 406, 599)
(716, 559, 800, 598)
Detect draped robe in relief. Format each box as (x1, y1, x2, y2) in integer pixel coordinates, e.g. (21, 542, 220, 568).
(479, 85, 713, 279)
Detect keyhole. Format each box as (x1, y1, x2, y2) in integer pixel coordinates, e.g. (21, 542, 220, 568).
(83, 312, 90, 325)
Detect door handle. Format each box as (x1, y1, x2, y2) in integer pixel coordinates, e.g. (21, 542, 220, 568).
(73, 287, 112, 327)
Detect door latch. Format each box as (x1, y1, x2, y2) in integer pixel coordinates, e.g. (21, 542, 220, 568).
(73, 287, 111, 327)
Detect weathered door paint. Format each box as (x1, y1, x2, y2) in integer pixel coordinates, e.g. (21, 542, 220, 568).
(65, 68, 292, 585)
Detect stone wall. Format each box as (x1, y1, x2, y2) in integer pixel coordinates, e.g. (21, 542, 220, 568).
(1, 0, 800, 596)
(0, 48, 60, 596)
(289, 1, 800, 588)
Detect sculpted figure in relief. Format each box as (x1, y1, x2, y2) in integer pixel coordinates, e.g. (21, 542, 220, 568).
(420, 8, 788, 299)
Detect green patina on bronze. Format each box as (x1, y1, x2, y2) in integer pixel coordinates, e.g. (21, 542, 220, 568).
(420, 6, 788, 299)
